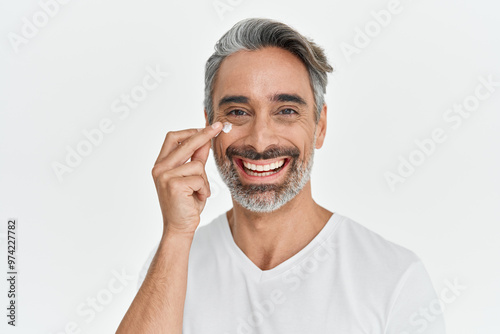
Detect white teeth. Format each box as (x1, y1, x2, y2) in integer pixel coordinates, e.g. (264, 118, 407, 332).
(242, 159, 286, 174)
(246, 170, 276, 177)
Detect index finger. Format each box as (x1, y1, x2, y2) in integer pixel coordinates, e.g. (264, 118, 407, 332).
(155, 128, 198, 165)
(156, 122, 222, 167)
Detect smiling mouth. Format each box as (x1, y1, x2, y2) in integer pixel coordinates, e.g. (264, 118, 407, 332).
(234, 157, 289, 177)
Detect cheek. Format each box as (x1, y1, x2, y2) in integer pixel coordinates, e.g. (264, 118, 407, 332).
(212, 134, 234, 160)
(212, 136, 225, 159)
(213, 127, 249, 161)
(218, 124, 244, 143)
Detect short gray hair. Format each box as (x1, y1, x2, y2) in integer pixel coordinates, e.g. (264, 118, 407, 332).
(204, 18, 333, 124)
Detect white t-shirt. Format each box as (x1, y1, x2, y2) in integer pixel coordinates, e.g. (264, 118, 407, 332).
(138, 212, 446, 334)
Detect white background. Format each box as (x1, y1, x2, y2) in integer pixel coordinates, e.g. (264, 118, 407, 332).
(1, 0, 499, 333)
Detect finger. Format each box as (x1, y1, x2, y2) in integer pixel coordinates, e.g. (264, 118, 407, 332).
(190, 139, 211, 166)
(163, 122, 222, 169)
(157, 160, 210, 195)
(177, 175, 211, 201)
(155, 128, 199, 165)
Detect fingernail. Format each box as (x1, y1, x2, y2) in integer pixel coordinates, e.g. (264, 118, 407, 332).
(212, 122, 222, 130)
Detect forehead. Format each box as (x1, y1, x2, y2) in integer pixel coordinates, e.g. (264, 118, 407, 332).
(212, 47, 314, 106)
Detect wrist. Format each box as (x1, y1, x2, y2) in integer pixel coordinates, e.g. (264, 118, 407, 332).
(162, 226, 196, 242)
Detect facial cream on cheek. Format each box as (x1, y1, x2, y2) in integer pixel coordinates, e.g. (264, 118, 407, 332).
(214, 121, 232, 138)
(222, 122, 232, 133)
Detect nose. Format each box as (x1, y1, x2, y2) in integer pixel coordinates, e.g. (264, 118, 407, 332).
(243, 112, 280, 153)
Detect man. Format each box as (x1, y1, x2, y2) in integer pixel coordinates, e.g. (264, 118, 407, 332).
(117, 18, 446, 333)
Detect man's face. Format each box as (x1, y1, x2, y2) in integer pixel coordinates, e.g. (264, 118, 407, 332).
(208, 46, 326, 213)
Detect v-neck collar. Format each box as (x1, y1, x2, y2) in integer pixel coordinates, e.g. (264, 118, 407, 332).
(216, 211, 343, 282)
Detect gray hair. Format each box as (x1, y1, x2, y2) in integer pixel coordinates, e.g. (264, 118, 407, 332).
(204, 18, 333, 124)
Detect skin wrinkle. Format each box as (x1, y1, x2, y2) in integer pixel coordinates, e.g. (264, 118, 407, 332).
(204, 19, 333, 125)
(218, 93, 308, 109)
(206, 46, 331, 270)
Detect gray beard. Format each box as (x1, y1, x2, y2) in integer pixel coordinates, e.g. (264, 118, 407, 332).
(214, 136, 316, 213)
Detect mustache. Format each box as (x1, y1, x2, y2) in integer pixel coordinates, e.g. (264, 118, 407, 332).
(226, 145, 300, 161)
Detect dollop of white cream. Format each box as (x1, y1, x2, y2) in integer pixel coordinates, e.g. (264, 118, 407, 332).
(222, 122, 232, 133)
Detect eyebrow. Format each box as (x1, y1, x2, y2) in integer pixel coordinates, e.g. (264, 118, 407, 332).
(217, 93, 307, 108)
(270, 93, 307, 105)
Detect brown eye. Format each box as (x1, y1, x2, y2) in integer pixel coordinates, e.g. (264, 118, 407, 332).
(228, 109, 248, 116)
(279, 108, 297, 115)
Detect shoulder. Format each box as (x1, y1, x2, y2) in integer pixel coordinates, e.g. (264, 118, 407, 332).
(331, 214, 436, 311)
(334, 213, 421, 274)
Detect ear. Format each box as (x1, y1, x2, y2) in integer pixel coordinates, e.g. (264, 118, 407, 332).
(204, 109, 214, 151)
(315, 104, 327, 149)
(204, 109, 209, 127)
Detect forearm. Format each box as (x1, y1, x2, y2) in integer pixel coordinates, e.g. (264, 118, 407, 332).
(117, 231, 194, 333)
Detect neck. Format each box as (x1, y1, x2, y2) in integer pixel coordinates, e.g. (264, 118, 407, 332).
(226, 181, 333, 271)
